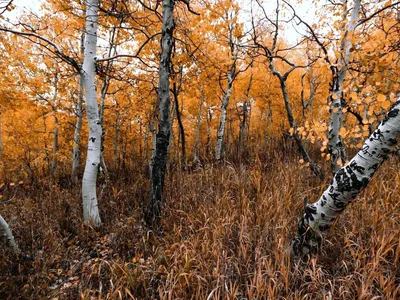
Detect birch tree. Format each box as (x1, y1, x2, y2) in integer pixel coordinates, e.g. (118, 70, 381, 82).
(285, 0, 361, 174)
(327, 0, 361, 173)
(0, 214, 19, 254)
(145, 0, 176, 226)
(252, 0, 324, 180)
(215, 12, 239, 161)
(81, 0, 102, 225)
(292, 97, 400, 257)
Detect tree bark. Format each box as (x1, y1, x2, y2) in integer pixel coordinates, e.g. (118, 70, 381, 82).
(193, 85, 204, 164)
(71, 33, 85, 184)
(269, 58, 324, 180)
(239, 74, 253, 157)
(215, 60, 236, 161)
(50, 71, 59, 175)
(328, 0, 361, 174)
(173, 82, 186, 169)
(0, 214, 20, 254)
(81, 0, 101, 226)
(145, 0, 175, 226)
(293, 98, 400, 257)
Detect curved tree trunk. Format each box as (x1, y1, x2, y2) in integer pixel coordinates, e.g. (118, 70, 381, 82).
(81, 0, 101, 226)
(271, 61, 324, 180)
(293, 98, 400, 257)
(145, 0, 175, 226)
(0, 215, 19, 254)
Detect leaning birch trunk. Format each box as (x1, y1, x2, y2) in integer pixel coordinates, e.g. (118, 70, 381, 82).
(292, 98, 400, 257)
(0, 214, 20, 254)
(145, 0, 175, 226)
(193, 85, 204, 165)
(215, 61, 236, 160)
(71, 33, 85, 184)
(328, 0, 361, 174)
(81, 0, 101, 226)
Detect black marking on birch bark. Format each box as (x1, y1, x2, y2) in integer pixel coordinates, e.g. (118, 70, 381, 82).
(382, 108, 399, 125)
(89, 137, 96, 143)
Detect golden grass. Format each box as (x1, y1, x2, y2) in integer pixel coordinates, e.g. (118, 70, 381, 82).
(1, 143, 400, 299)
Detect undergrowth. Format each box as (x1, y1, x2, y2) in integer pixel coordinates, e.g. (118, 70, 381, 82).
(1, 142, 400, 299)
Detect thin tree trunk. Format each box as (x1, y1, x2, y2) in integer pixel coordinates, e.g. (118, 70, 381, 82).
(173, 82, 186, 169)
(293, 98, 400, 257)
(149, 98, 159, 178)
(273, 68, 324, 180)
(81, 0, 101, 226)
(51, 118, 59, 173)
(215, 60, 236, 161)
(113, 112, 120, 170)
(193, 85, 204, 164)
(71, 33, 84, 184)
(50, 71, 59, 174)
(239, 74, 253, 157)
(167, 100, 176, 156)
(0, 214, 20, 254)
(145, 0, 175, 226)
(328, 0, 361, 174)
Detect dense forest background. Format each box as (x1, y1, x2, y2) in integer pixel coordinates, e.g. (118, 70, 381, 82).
(1, 0, 400, 298)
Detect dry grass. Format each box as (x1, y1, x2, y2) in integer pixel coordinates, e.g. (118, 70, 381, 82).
(1, 142, 400, 299)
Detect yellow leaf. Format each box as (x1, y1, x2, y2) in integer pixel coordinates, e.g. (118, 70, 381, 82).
(382, 100, 391, 110)
(377, 94, 386, 102)
(332, 94, 338, 100)
(349, 92, 357, 100)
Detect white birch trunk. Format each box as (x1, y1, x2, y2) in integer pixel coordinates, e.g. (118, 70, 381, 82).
(0, 215, 19, 253)
(328, 0, 361, 173)
(294, 98, 400, 256)
(81, 0, 101, 226)
(215, 63, 235, 160)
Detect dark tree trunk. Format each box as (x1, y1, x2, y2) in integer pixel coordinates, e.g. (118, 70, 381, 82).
(173, 82, 186, 169)
(145, 0, 175, 227)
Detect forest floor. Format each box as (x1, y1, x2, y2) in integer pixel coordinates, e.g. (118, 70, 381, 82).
(1, 142, 400, 299)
